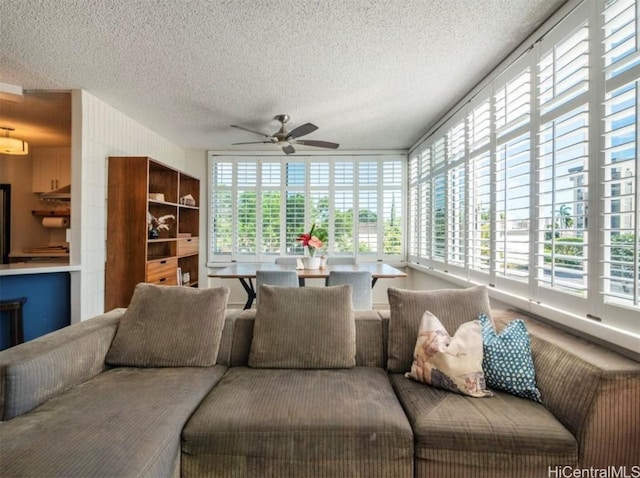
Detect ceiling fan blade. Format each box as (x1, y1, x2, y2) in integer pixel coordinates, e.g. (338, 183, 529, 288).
(286, 122, 318, 139)
(295, 139, 340, 149)
(231, 124, 271, 138)
(231, 141, 273, 145)
(282, 144, 296, 154)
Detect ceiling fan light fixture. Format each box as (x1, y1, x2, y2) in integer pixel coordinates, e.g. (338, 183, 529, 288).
(0, 127, 28, 155)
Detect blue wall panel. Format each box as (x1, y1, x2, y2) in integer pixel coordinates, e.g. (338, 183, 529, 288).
(0, 273, 71, 350)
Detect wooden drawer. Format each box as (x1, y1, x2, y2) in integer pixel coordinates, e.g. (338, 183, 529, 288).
(146, 257, 178, 284)
(177, 237, 198, 256)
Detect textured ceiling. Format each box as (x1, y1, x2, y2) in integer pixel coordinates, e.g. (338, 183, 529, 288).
(0, 0, 566, 152)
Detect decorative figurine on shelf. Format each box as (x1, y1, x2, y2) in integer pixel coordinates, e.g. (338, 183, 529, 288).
(147, 212, 175, 239)
(179, 194, 196, 206)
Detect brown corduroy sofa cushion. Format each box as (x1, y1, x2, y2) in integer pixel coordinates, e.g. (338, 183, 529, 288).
(248, 284, 356, 369)
(389, 373, 577, 477)
(106, 283, 229, 367)
(0, 308, 124, 421)
(182, 367, 414, 478)
(0, 366, 227, 478)
(387, 286, 493, 373)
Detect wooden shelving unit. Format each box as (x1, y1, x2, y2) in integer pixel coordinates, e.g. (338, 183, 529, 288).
(105, 156, 200, 310)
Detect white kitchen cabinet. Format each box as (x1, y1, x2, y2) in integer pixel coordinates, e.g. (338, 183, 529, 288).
(32, 147, 71, 193)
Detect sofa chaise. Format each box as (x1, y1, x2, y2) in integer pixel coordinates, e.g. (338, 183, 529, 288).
(0, 283, 638, 478)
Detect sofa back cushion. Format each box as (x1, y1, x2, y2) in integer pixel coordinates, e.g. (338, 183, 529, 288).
(106, 283, 229, 367)
(248, 285, 356, 369)
(387, 286, 493, 373)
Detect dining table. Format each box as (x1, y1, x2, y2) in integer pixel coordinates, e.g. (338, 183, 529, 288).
(208, 262, 407, 309)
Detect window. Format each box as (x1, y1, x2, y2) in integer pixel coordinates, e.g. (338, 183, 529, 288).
(468, 98, 492, 277)
(209, 154, 405, 262)
(536, 21, 590, 298)
(494, 64, 532, 288)
(602, 0, 639, 311)
(408, 0, 640, 333)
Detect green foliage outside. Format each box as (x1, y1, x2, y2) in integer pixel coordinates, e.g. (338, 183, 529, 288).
(543, 237, 584, 268)
(610, 233, 637, 288)
(213, 190, 402, 256)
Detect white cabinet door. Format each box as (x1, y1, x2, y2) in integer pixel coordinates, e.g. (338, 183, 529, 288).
(32, 148, 71, 192)
(56, 150, 70, 188)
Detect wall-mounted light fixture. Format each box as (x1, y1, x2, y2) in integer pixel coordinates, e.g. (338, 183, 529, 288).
(0, 126, 28, 155)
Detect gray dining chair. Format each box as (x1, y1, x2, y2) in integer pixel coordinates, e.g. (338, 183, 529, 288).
(274, 257, 305, 286)
(326, 257, 356, 265)
(256, 270, 299, 304)
(326, 271, 372, 310)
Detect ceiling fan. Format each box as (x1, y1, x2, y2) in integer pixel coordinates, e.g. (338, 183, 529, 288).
(231, 114, 339, 155)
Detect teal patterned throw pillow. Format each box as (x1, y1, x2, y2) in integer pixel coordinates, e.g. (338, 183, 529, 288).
(479, 314, 542, 402)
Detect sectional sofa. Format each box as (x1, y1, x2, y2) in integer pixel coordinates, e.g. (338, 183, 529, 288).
(1, 283, 638, 478)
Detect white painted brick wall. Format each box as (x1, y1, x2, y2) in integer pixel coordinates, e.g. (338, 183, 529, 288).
(77, 90, 185, 320)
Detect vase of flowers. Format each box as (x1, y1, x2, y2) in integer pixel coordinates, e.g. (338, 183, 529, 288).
(296, 224, 326, 269)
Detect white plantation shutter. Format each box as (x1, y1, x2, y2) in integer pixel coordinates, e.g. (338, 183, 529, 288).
(260, 161, 282, 256)
(433, 172, 446, 261)
(309, 161, 330, 234)
(536, 105, 589, 295)
(237, 189, 257, 254)
(602, 0, 640, 310)
(468, 96, 493, 277)
(602, 84, 638, 306)
(408, 154, 419, 258)
(533, 16, 591, 312)
(446, 119, 467, 269)
(261, 190, 281, 254)
(285, 161, 306, 255)
(236, 162, 258, 256)
(419, 148, 432, 259)
(603, 0, 639, 84)
(406, 1, 639, 338)
(447, 163, 465, 267)
(333, 189, 354, 254)
(358, 190, 378, 254)
(383, 160, 403, 257)
(494, 133, 531, 283)
(495, 67, 531, 136)
(468, 150, 492, 275)
(431, 136, 447, 262)
(357, 162, 378, 255)
(209, 155, 404, 262)
(210, 162, 233, 257)
(469, 99, 491, 153)
(333, 160, 355, 255)
(538, 25, 589, 117)
(494, 62, 532, 287)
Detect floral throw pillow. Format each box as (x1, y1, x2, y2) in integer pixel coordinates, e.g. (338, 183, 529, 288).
(479, 314, 542, 402)
(405, 311, 493, 398)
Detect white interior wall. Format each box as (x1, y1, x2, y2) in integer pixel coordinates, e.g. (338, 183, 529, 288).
(74, 90, 186, 321)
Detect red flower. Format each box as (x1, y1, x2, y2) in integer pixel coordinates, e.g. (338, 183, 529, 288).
(296, 232, 312, 246)
(296, 224, 324, 257)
